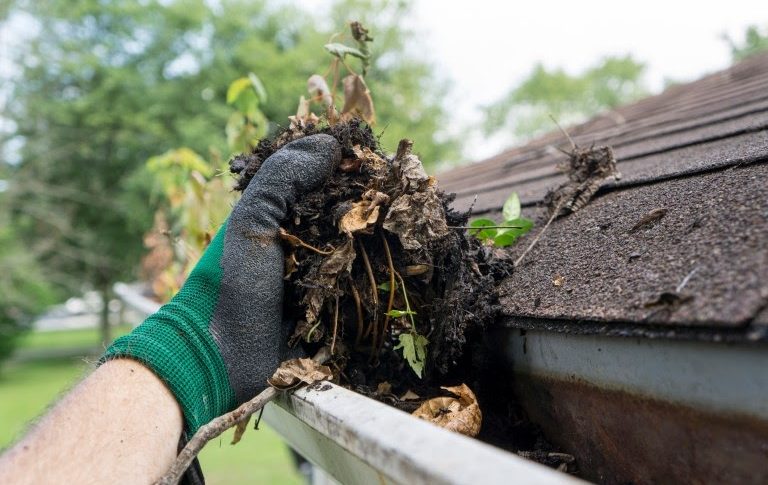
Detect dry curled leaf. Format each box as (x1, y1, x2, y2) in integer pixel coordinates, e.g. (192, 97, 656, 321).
(341, 74, 375, 124)
(339, 190, 390, 235)
(383, 190, 449, 250)
(351, 145, 388, 175)
(307, 74, 333, 107)
(303, 239, 356, 324)
(231, 414, 251, 445)
(267, 358, 333, 390)
(412, 384, 482, 437)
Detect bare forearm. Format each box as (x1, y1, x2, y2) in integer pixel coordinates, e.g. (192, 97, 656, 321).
(0, 359, 183, 485)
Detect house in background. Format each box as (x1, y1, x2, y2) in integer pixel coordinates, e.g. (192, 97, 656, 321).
(438, 52, 768, 483)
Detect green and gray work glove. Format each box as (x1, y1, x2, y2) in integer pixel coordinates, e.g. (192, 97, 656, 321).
(102, 134, 341, 435)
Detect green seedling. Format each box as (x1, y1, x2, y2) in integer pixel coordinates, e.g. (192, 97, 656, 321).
(468, 192, 534, 247)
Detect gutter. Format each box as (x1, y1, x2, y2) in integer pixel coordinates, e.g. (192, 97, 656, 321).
(114, 283, 581, 484)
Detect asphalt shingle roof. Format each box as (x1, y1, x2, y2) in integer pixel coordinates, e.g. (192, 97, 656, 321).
(438, 53, 768, 336)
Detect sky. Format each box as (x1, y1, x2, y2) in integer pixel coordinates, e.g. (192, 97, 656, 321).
(404, 0, 767, 160)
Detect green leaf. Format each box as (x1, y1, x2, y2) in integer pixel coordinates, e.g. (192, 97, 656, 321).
(468, 218, 498, 240)
(377, 281, 399, 292)
(394, 333, 429, 378)
(324, 43, 368, 60)
(496, 217, 534, 236)
(386, 309, 416, 318)
(493, 232, 518, 247)
(247, 72, 268, 103)
(226, 77, 252, 105)
(502, 192, 521, 221)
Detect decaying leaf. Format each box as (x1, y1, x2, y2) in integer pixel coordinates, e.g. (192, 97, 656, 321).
(351, 144, 388, 176)
(393, 139, 429, 193)
(339, 190, 390, 235)
(546, 145, 620, 217)
(307, 74, 333, 107)
(375, 381, 393, 396)
(400, 390, 420, 401)
(412, 384, 482, 437)
(267, 358, 333, 390)
(231, 414, 251, 445)
(341, 74, 375, 124)
(303, 239, 356, 324)
(383, 190, 450, 250)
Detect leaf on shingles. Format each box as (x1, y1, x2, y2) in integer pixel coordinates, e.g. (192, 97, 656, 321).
(341, 74, 375, 124)
(468, 218, 498, 240)
(324, 43, 368, 61)
(267, 358, 333, 390)
(412, 384, 482, 437)
(394, 333, 428, 378)
(494, 217, 534, 247)
(502, 192, 521, 221)
(303, 239, 356, 325)
(547, 145, 620, 216)
(338, 190, 389, 235)
(231, 414, 251, 445)
(307, 74, 333, 107)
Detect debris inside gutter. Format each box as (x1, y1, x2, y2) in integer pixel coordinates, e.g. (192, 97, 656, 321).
(230, 118, 576, 474)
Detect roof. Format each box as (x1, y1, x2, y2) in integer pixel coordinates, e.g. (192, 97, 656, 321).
(438, 53, 768, 338)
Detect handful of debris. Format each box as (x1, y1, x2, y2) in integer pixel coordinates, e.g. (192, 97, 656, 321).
(230, 119, 511, 398)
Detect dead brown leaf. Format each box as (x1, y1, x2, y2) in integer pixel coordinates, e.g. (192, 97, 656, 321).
(375, 381, 393, 396)
(341, 74, 375, 124)
(339, 190, 390, 235)
(303, 239, 356, 324)
(412, 384, 482, 437)
(267, 358, 333, 390)
(351, 145, 388, 176)
(383, 189, 449, 250)
(231, 414, 251, 445)
(400, 390, 420, 401)
(307, 74, 333, 107)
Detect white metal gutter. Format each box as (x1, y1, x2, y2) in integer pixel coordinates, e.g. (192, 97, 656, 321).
(263, 383, 584, 485)
(114, 283, 583, 485)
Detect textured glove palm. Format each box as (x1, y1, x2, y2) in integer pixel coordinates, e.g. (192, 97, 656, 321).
(103, 134, 341, 434)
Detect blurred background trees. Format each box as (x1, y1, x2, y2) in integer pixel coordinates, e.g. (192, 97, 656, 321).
(0, 0, 456, 350)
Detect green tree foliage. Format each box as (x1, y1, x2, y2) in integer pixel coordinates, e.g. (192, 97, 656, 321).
(724, 25, 768, 62)
(2, 0, 455, 345)
(483, 55, 647, 139)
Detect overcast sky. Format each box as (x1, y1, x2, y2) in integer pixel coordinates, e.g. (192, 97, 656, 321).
(401, 0, 767, 161)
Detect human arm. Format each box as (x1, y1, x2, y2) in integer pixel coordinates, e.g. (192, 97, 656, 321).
(0, 134, 341, 484)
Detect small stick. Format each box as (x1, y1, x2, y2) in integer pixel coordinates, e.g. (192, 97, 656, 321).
(513, 200, 566, 268)
(375, 232, 396, 357)
(330, 283, 340, 355)
(154, 349, 331, 485)
(279, 228, 335, 255)
(550, 114, 576, 151)
(348, 277, 365, 347)
(357, 239, 378, 340)
(154, 387, 278, 485)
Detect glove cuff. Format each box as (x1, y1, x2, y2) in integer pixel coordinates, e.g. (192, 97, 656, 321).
(101, 225, 236, 434)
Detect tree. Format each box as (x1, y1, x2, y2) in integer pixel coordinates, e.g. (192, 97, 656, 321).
(1, 0, 456, 345)
(483, 55, 647, 140)
(724, 25, 768, 62)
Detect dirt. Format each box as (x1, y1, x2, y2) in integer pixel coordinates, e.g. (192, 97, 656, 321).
(229, 118, 573, 473)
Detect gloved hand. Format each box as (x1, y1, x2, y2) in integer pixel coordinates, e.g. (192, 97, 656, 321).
(102, 134, 341, 435)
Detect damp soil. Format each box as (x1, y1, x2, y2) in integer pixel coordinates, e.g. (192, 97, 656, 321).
(230, 118, 576, 474)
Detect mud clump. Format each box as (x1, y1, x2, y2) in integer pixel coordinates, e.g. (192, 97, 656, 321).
(229, 118, 512, 398)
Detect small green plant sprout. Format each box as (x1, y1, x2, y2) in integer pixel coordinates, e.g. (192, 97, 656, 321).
(468, 192, 534, 247)
(226, 73, 269, 153)
(383, 273, 428, 378)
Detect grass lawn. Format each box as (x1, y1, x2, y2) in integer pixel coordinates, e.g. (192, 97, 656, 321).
(0, 328, 303, 485)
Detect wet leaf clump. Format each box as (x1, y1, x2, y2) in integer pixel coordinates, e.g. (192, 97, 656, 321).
(229, 118, 512, 401)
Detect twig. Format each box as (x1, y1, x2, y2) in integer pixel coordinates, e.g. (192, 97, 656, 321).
(394, 271, 416, 330)
(348, 277, 365, 347)
(279, 228, 335, 255)
(357, 239, 378, 339)
(154, 387, 278, 485)
(513, 200, 565, 268)
(331, 283, 340, 355)
(154, 349, 331, 485)
(375, 232, 397, 358)
(550, 114, 576, 151)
